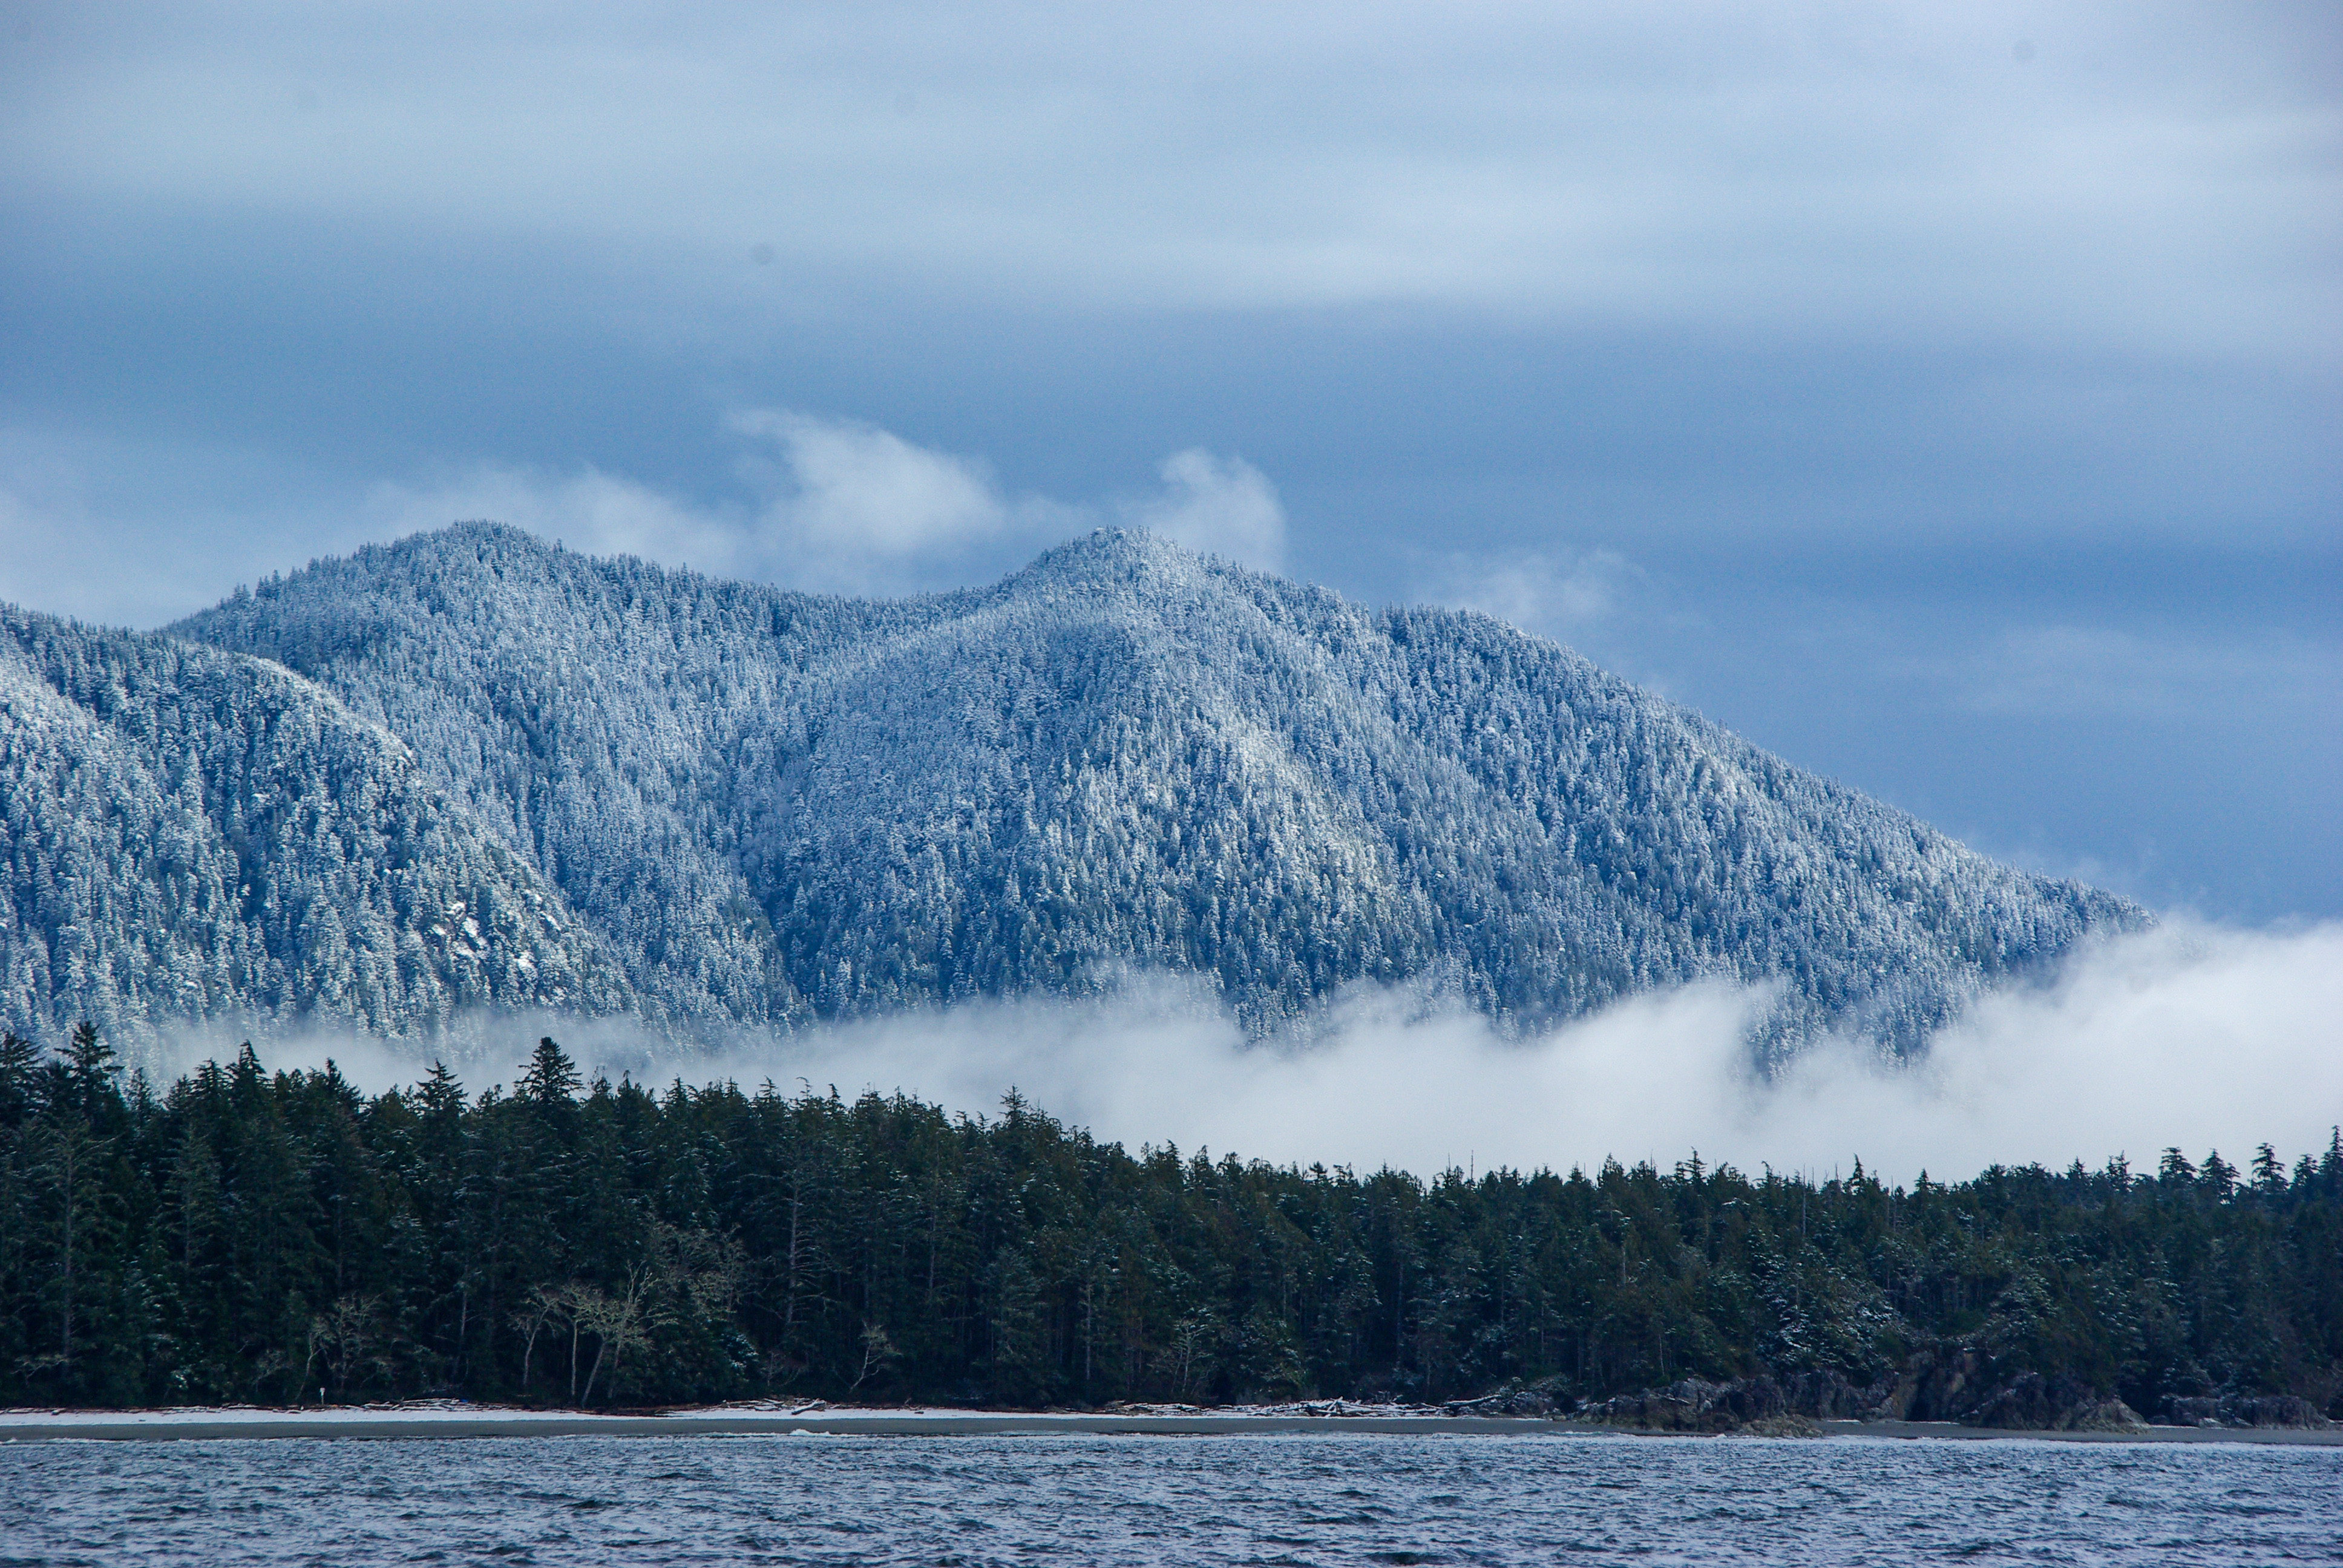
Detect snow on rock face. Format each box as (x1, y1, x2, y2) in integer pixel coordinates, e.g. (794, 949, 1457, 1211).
(0, 605, 631, 1042)
(5, 523, 2140, 1051)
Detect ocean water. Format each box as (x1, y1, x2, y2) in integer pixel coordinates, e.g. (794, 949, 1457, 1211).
(3, 1432, 2338, 1566)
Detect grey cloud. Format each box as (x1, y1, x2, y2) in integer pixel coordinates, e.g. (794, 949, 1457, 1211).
(0, 422, 386, 628)
(6, 4, 2334, 354)
(1912, 626, 2339, 721)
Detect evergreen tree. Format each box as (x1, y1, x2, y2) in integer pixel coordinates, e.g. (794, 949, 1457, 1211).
(0, 1030, 2332, 1423)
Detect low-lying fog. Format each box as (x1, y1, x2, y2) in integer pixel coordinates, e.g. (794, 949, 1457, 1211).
(151, 920, 2342, 1186)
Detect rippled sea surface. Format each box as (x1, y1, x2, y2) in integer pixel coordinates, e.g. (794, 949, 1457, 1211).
(5, 1434, 2339, 1567)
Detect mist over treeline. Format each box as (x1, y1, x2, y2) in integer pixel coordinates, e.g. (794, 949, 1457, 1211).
(4, 1027, 2339, 1424)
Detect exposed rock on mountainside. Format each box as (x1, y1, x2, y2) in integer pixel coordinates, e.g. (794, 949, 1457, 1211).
(4, 523, 2138, 1044)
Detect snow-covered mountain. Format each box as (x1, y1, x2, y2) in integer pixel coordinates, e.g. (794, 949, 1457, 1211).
(1, 603, 629, 1040)
(2, 524, 2138, 1048)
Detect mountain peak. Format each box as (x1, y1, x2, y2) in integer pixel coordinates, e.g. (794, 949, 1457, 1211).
(390, 517, 559, 563)
(1013, 527, 1222, 588)
(3, 529, 2141, 1050)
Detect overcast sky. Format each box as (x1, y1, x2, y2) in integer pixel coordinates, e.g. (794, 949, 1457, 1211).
(3, 1, 2336, 923)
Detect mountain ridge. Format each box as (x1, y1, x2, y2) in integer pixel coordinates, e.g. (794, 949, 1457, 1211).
(0, 599, 631, 1041)
(0, 523, 2140, 1050)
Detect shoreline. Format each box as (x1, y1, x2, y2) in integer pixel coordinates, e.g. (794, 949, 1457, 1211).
(2, 1404, 2337, 1446)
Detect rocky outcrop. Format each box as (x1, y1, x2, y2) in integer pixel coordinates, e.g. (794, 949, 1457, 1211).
(1570, 1376, 1838, 1434)
(1856, 1345, 2143, 1430)
(1567, 1353, 2154, 1435)
(1967, 1373, 2145, 1431)
(1441, 1384, 1569, 1418)
(2160, 1394, 2335, 1429)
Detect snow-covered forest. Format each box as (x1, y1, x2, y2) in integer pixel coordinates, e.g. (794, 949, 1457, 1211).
(0, 604, 626, 1042)
(3, 524, 2138, 1050)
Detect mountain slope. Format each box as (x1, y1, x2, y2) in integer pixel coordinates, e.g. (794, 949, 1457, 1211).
(151, 524, 2138, 1050)
(1, 606, 629, 1040)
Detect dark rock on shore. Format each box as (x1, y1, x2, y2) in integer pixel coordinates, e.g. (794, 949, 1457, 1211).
(1570, 1356, 2149, 1436)
(2160, 1394, 2335, 1429)
(1570, 1377, 1832, 1435)
(1441, 1385, 1568, 1418)
(1867, 1345, 2145, 1430)
(1966, 1373, 2145, 1432)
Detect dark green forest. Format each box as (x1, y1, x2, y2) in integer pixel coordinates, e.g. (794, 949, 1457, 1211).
(2, 1026, 2338, 1425)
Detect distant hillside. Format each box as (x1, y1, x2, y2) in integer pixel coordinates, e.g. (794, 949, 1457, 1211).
(0, 521, 2119, 1051)
(1, 524, 2138, 1047)
(0, 605, 629, 1040)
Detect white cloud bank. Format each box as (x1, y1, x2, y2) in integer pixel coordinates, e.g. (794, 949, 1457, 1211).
(1123, 449, 1286, 572)
(1430, 548, 1641, 643)
(730, 409, 1009, 563)
(368, 463, 755, 577)
(202, 920, 2342, 1188)
(362, 413, 1283, 595)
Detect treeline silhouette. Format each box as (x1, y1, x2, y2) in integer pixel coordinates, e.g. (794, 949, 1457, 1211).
(2, 1027, 2338, 1419)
